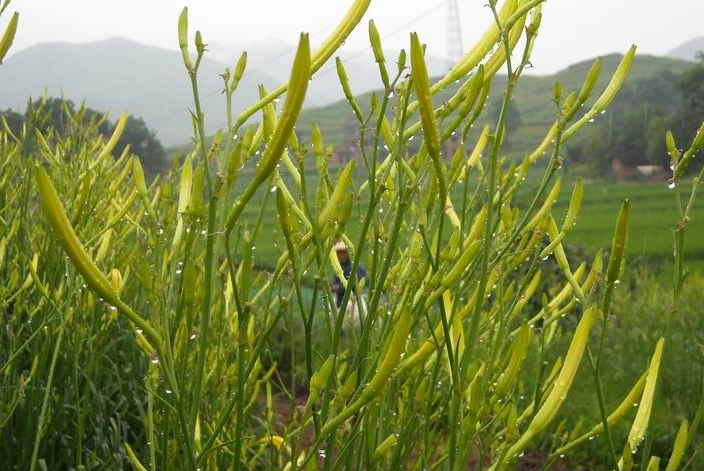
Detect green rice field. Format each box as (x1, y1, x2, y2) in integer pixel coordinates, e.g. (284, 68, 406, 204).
(231, 167, 704, 272)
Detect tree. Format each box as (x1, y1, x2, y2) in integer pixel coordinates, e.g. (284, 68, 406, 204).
(113, 116, 167, 173)
(675, 53, 704, 145)
(0, 107, 22, 135)
(644, 113, 673, 166)
(565, 72, 681, 174)
(0, 97, 167, 172)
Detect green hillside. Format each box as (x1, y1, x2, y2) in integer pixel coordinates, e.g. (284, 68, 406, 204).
(295, 53, 694, 161)
(168, 53, 694, 160)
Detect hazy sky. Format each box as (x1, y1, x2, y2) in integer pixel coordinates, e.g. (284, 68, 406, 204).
(6, 0, 704, 74)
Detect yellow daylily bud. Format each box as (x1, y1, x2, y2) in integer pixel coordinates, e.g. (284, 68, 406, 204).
(495, 322, 531, 399)
(233, 51, 247, 84)
(311, 123, 323, 157)
(226, 33, 310, 232)
(97, 111, 128, 161)
(397, 48, 406, 72)
(563, 46, 636, 141)
(625, 338, 664, 455)
(124, 443, 148, 471)
(526, 178, 561, 231)
(178, 7, 193, 70)
(308, 354, 336, 405)
(194, 30, 205, 55)
(665, 420, 688, 471)
(0, 11, 19, 66)
(459, 66, 485, 118)
(410, 32, 440, 163)
(190, 162, 204, 218)
(674, 114, 704, 181)
(336, 57, 364, 122)
(371, 434, 397, 463)
(604, 199, 630, 310)
(368, 20, 389, 87)
(35, 165, 161, 347)
(318, 160, 355, 229)
(110, 268, 122, 295)
(132, 158, 148, 198)
(503, 307, 596, 463)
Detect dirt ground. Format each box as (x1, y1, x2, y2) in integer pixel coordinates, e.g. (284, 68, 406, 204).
(517, 453, 585, 471)
(270, 395, 588, 470)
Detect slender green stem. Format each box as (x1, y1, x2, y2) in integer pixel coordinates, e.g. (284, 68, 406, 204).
(188, 62, 218, 427)
(148, 387, 157, 471)
(29, 312, 68, 471)
(586, 342, 620, 470)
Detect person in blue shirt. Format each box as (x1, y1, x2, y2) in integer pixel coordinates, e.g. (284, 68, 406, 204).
(330, 241, 366, 308)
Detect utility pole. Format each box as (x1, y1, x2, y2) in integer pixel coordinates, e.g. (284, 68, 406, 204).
(446, 0, 463, 70)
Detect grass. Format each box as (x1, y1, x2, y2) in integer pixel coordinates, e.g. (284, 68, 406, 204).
(545, 179, 704, 260)
(557, 263, 704, 469)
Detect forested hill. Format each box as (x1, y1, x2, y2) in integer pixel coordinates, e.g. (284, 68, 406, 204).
(294, 53, 695, 171)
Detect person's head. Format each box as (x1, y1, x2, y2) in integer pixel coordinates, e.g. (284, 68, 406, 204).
(334, 241, 349, 263)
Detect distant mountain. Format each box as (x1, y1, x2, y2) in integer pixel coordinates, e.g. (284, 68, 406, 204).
(0, 37, 445, 146)
(0, 38, 277, 145)
(667, 37, 704, 61)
